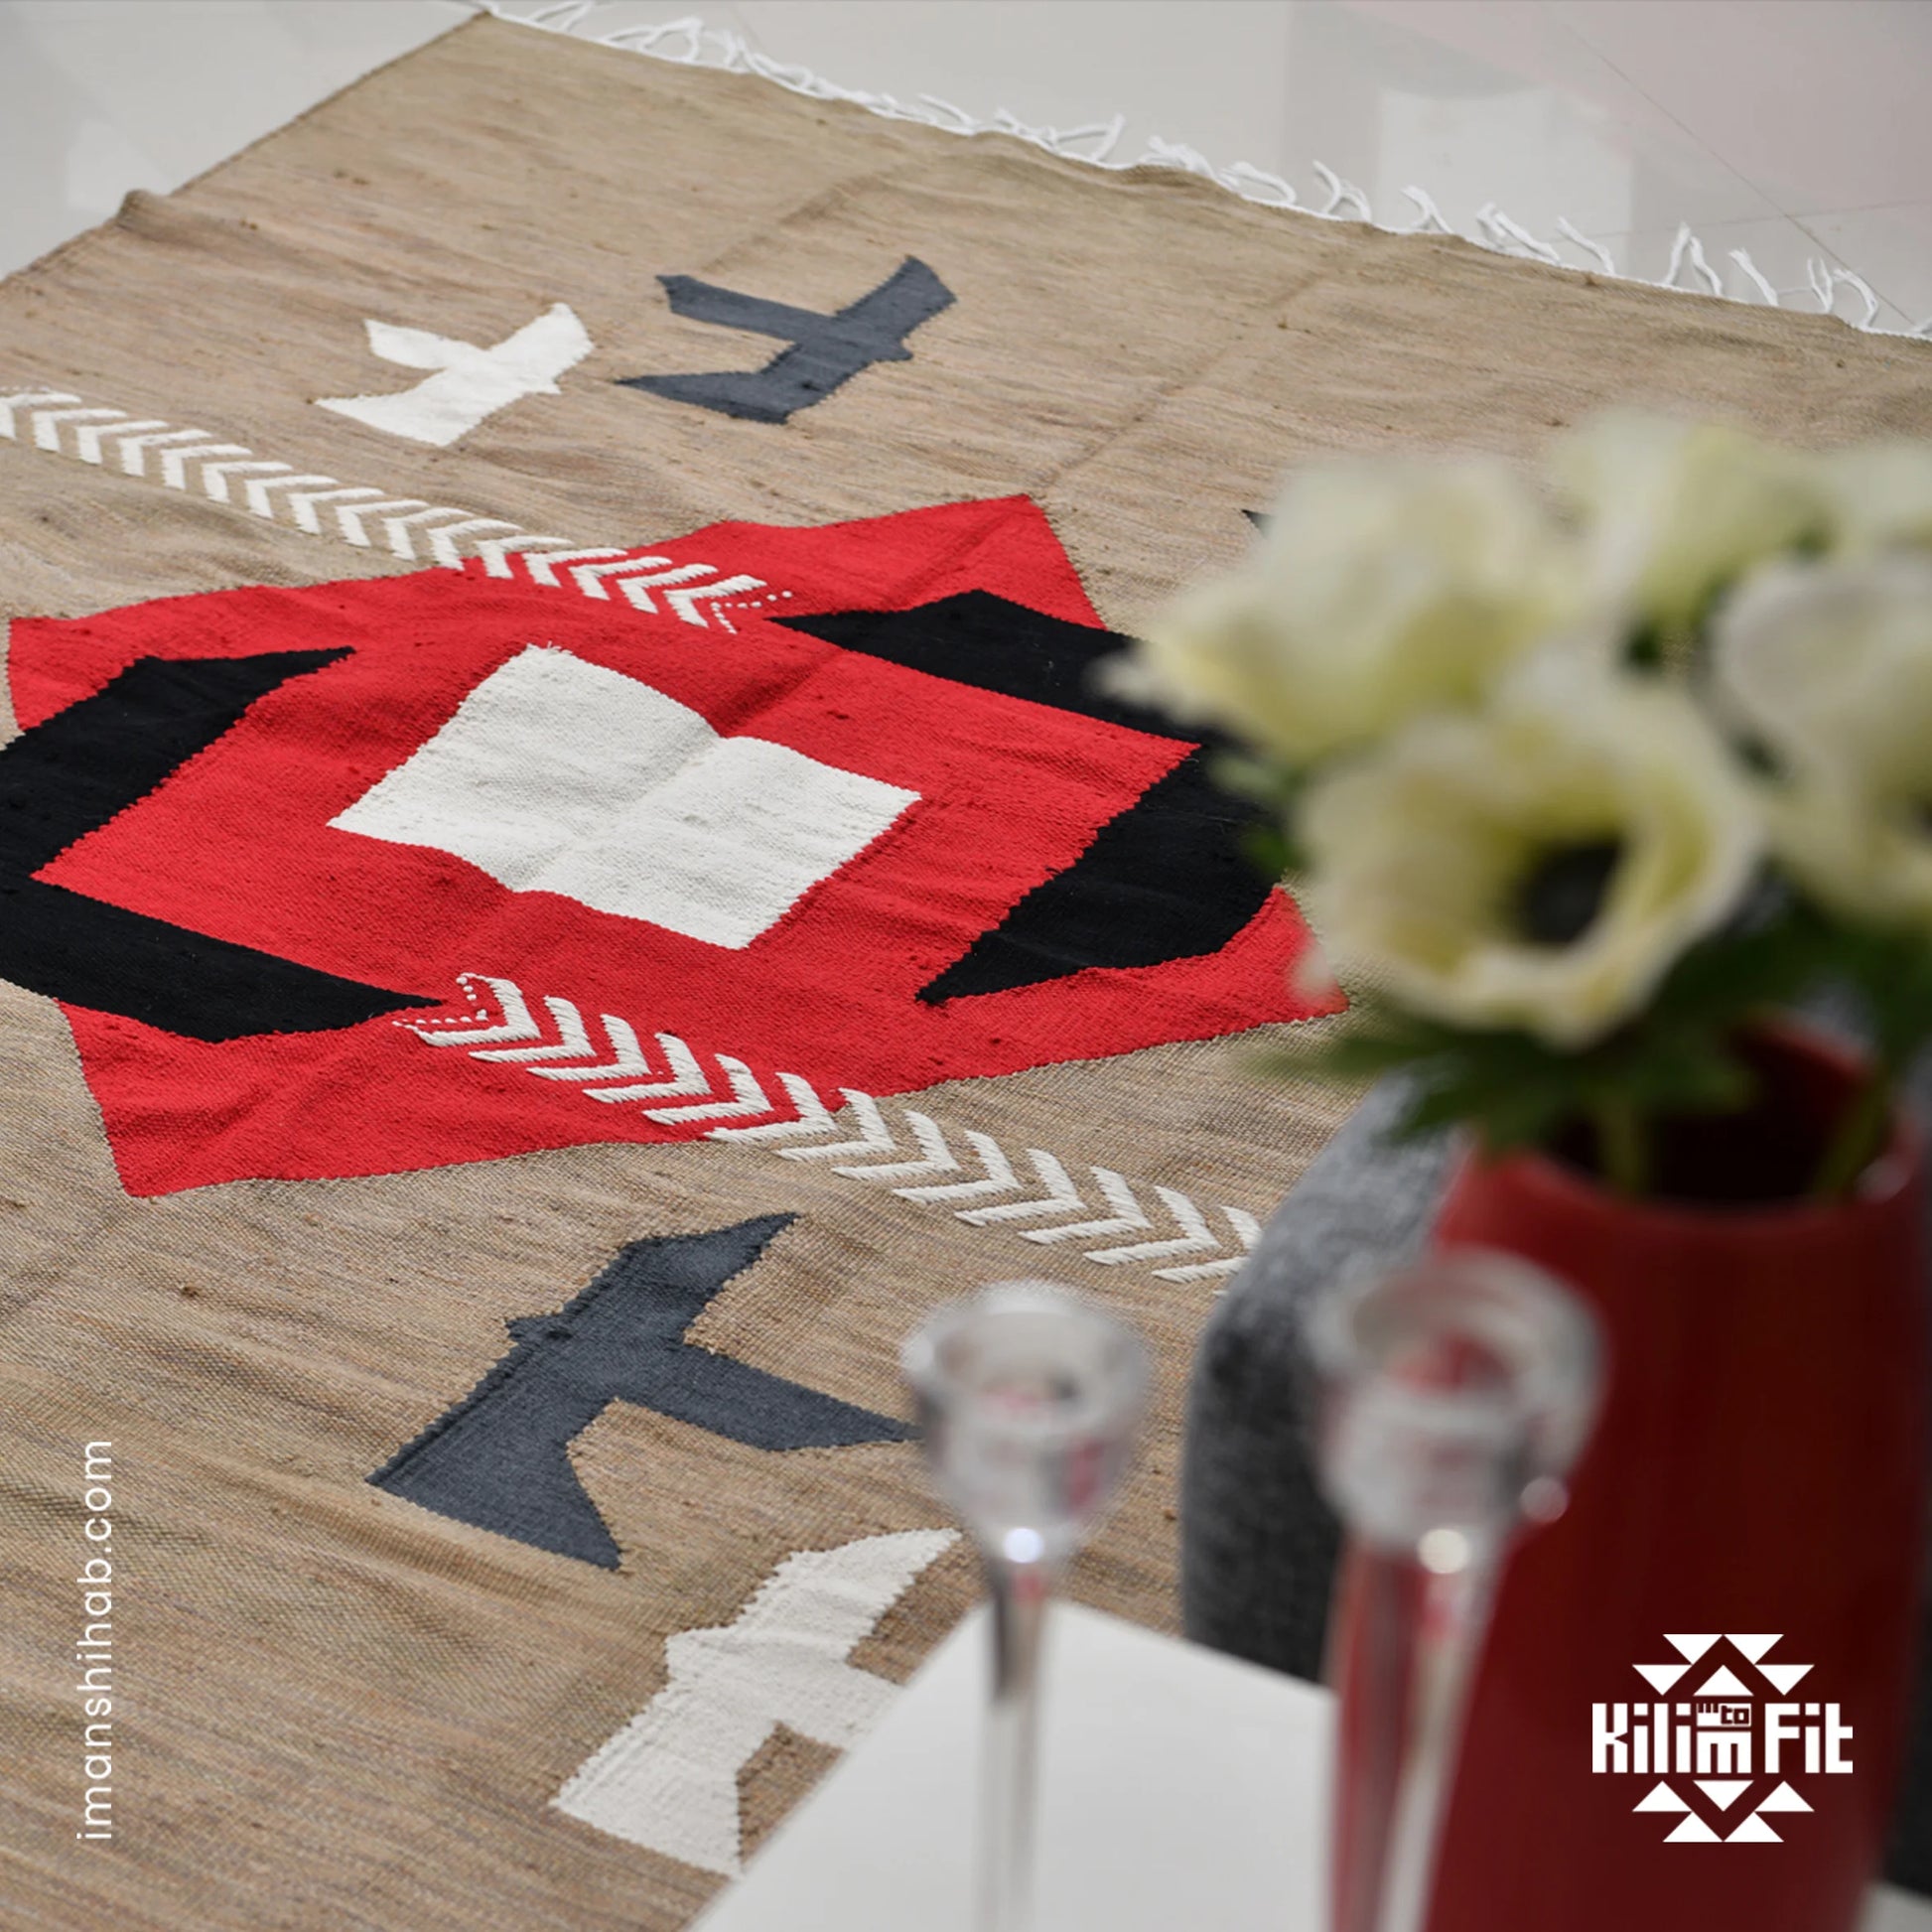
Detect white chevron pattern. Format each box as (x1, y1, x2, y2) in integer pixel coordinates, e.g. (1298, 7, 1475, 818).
(0, 384, 777, 628)
(401, 974, 1264, 1283)
(243, 472, 339, 518)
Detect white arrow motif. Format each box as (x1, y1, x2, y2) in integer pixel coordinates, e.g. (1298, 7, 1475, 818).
(957, 1149, 1085, 1225)
(641, 1055, 771, 1125)
(1155, 1207, 1261, 1282)
(387, 975, 1269, 1281)
(109, 427, 214, 477)
(584, 1033, 710, 1104)
(897, 1132, 1017, 1205)
(0, 390, 80, 438)
(521, 546, 629, 588)
(1022, 1168, 1150, 1245)
(469, 996, 595, 1063)
(472, 532, 575, 578)
(665, 574, 766, 624)
(1084, 1186, 1216, 1264)
(523, 1014, 656, 1083)
(198, 459, 292, 504)
(31, 405, 122, 451)
(708, 1073, 842, 1144)
(619, 563, 720, 614)
(383, 505, 475, 560)
(402, 974, 540, 1047)
(336, 497, 429, 545)
(427, 517, 523, 569)
(72, 417, 167, 464)
(570, 554, 675, 600)
(834, 1110, 957, 1183)
(778, 1091, 897, 1164)
(240, 471, 336, 517)
(5, 383, 792, 622)
(243, 472, 339, 518)
(158, 442, 250, 489)
(287, 484, 386, 533)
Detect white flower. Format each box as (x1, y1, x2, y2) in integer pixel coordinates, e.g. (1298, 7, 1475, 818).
(1300, 657, 1762, 1046)
(1817, 441, 1932, 555)
(1551, 413, 1822, 635)
(1711, 553, 1932, 933)
(1120, 455, 1577, 766)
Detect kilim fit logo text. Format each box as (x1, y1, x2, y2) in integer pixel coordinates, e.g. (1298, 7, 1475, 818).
(1592, 1633, 1852, 1843)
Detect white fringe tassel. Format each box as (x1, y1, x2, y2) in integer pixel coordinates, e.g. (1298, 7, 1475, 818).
(474, 2, 1929, 342)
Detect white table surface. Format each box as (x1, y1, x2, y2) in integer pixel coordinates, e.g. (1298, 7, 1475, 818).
(694, 1600, 1932, 1932)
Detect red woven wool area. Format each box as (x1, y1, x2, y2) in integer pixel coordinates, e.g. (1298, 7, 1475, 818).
(9, 494, 1331, 1196)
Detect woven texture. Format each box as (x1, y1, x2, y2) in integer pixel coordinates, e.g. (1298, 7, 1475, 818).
(0, 18, 1927, 1929)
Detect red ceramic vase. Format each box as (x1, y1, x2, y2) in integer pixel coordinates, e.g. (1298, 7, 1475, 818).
(1412, 1027, 1927, 1931)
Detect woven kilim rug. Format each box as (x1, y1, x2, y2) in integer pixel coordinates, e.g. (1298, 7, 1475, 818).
(1, 15, 1928, 1929)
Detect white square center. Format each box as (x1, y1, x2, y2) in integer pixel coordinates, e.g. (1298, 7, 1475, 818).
(331, 645, 917, 948)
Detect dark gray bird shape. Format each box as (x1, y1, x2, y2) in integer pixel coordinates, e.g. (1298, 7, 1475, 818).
(370, 1214, 913, 1568)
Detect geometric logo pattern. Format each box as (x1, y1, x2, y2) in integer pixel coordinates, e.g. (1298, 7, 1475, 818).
(1606, 1633, 1837, 1845)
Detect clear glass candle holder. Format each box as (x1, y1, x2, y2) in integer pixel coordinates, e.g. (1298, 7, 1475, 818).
(902, 1281, 1150, 1932)
(1304, 1250, 1601, 1932)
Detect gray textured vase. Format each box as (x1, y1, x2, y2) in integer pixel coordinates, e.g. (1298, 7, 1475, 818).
(1178, 1076, 1449, 1683)
(1177, 1065, 1932, 1892)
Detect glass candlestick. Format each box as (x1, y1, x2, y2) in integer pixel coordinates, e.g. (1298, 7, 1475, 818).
(901, 1281, 1150, 1932)
(1303, 1251, 1601, 1932)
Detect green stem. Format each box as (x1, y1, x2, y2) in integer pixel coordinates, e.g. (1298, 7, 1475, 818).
(1592, 1097, 1649, 1199)
(1812, 1066, 1893, 1202)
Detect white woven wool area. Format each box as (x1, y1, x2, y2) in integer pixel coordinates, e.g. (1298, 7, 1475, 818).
(552, 1529, 959, 1875)
(332, 644, 919, 948)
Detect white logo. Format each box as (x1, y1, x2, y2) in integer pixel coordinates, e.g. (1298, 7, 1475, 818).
(1591, 1633, 1852, 1843)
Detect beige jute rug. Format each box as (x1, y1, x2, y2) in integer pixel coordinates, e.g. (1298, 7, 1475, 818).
(0, 16, 1926, 1929)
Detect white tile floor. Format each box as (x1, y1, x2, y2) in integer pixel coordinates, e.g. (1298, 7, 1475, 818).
(0, 0, 1927, 332)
